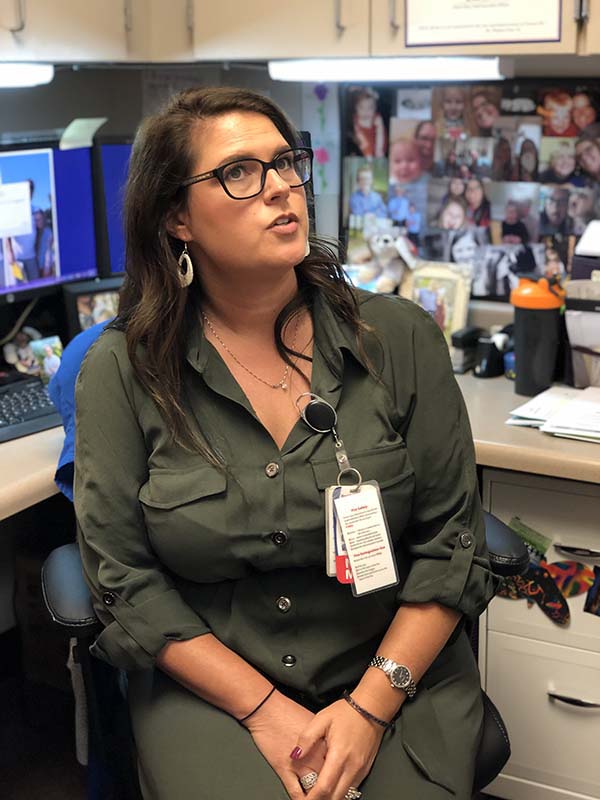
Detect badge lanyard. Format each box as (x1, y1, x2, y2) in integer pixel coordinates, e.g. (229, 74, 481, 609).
(296, 392, 399, 596)
(295, 392, 362, 490)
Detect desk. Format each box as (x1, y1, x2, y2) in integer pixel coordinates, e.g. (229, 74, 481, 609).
(456, 373, 600, 484)
(0, 427, 64, 524)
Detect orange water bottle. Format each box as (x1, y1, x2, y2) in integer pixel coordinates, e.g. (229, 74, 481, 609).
(510, 276, 566, 396)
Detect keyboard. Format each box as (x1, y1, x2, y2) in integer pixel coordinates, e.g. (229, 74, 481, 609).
(0, 377, 62, 444)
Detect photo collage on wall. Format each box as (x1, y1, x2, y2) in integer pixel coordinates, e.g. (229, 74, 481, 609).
(341, 81, 600, 301)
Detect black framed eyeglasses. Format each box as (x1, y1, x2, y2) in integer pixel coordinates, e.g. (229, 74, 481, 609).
(180, 146, 313, 200)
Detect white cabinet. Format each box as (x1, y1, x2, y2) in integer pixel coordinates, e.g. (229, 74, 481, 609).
(371, 0, 581, 56)
(0, 0, 129, 62)
(190, 0, 370, 60)
(480, 469, 600, 800)
(487, 634, 600, 800)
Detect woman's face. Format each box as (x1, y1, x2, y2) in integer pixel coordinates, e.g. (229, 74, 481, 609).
(465, 179, 484, 209)
(440, 201, 465, 230)
(415, 122, 436, 163)
(569, 190, 593, 217)
(572, 94, 596, 130)
(172, 112, 308, 281)
(519, 140, 537, 173)
(576, 138, 600, 176)
(442, 88, 465, 121)
(452, 233, 477, 263)
(472, 94, 499, 130)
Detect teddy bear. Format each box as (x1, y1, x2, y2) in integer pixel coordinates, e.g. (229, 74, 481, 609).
(357, 225, 417, 294)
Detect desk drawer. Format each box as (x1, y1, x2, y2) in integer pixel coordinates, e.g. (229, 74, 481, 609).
(485, 632, 600, 799)
(483, 469, 600, 653)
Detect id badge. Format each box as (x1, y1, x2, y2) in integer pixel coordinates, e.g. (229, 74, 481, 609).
(325, 485, 354, 583)
(333, 481, 399, 597)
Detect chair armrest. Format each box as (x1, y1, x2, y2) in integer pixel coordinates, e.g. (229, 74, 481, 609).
(41, 542, 99, 635)
(473, 690, 511, 792)
(483, 511, 529, 578)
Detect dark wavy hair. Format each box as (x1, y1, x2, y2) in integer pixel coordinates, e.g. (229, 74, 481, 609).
(115, 86, 370, 458)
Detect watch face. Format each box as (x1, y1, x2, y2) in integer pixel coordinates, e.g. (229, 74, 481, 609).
(390, 665, 411, 689)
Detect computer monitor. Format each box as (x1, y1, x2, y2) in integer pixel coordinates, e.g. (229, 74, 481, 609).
(92, 138, 132, 276)
(0, 143, 98, 303)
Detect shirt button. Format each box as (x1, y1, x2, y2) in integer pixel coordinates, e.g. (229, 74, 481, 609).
(265, 462, 280, 478)
(460, 532, 474, 549)
(271, 530, 288, 546)
(102, 592, 116, 606)
(282, 654, 297, 667)
(276, 596, 292, 613)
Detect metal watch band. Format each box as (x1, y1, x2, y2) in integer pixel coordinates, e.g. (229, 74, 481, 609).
(368, 656, 417, 698)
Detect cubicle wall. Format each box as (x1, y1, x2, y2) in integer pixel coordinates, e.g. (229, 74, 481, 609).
(340, 79, 600, 301)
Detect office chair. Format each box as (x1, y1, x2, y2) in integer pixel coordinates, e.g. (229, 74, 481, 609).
(41, 511, 528, 799)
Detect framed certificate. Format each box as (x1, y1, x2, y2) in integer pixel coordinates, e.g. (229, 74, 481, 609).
(405, 0, 562, 48)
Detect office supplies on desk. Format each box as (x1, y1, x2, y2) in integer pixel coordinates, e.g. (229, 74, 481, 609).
(540, 386, 600, 443)
(510, 276, 566, 397)
(506, 386, 580, 427)
(450, 325, 482, 373)
(0, 377, 61, 443)
(565, 280, 600, 389)
(574, 220, 600, 258)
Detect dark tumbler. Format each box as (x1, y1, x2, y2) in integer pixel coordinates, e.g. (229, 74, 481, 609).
(510, 277, 566, 397)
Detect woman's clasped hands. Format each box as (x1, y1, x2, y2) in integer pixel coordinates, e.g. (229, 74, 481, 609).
(244, 688, 388, 800)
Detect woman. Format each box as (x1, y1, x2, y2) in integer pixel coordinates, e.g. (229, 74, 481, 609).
(75, 88, 498, 800)
(491, 136, 514, 181)
(515, 139, 539, 182)
(464, 178, 490, 228)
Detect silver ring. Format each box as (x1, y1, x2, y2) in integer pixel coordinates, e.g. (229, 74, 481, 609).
(344, 788, 362, 800)
(299, 771, 319, 791)
(336, 466, 362, 492)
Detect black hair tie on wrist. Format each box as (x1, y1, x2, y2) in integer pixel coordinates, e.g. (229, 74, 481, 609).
(342, 690, 396, 732)
(238, 686, 276, 725)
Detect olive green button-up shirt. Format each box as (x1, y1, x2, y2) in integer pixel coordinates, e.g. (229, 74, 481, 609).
(74, 290, 498, 700)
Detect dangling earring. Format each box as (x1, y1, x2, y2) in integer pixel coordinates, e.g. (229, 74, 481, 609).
(178, 242, 194, 288)
(304, 239, 310, 258)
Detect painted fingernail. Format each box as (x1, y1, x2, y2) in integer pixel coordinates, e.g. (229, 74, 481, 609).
(290, 746, 303, 760)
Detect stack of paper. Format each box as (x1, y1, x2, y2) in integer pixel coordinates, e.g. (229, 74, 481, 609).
(506, 387, 580, 428)
(506, 386, 600, 443)
(540, 387, 600, 443)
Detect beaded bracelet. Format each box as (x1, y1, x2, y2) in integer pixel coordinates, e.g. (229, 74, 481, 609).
(342, 690, 395, 731)
(238, 686, 276, 725)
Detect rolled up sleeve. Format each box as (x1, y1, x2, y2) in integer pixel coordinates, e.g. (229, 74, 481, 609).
(74, 333, 211, 671)
(395, 309, 500, 619)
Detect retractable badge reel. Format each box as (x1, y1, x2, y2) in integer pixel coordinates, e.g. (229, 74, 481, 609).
(295, 393, 361, 489)
(296, 393, 399, 597)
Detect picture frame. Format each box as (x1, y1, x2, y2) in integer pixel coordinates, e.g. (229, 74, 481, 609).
(401, 261, 471, 345)
(62, 276, 123, 340)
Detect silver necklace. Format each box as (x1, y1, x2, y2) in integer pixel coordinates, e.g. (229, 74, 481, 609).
(201, 312, 300, 391)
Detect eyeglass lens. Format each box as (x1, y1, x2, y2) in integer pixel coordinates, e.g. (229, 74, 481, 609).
(223, 149, 311, 199)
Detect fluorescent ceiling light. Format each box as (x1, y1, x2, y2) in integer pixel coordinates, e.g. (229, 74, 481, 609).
(269, 57, 509, 83)
(0, 63, 55, 88)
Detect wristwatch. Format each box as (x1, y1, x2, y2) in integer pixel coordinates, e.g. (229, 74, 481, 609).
(368, 656, 417, 698)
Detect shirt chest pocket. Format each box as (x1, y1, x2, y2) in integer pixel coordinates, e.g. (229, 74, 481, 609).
(138, 466, 233, 582)
(310, 442, 416, 543)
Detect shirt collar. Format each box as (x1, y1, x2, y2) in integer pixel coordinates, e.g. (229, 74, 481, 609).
(185, 288, 372, 378)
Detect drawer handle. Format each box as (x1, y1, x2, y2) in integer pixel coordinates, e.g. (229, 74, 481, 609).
(554, 544, 600, 558)
(548, 691, 600, 709)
